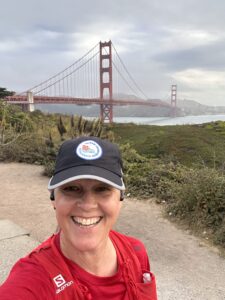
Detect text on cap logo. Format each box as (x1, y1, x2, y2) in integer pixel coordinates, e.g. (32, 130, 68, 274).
(76, 140, 102, 160)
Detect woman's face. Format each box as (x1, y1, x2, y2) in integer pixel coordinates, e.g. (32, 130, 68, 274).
(53, 179, 122, 254)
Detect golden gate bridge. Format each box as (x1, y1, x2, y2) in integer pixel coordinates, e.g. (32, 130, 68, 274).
(5, 41, 177, 123)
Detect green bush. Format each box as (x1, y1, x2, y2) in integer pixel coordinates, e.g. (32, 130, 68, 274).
(120, 148, 225, 247)
(43, 159, 56, 177)
(120, 145, 183, 200)
(161, 167, 225, 246)
(165, 168, 224, 218)
(0, 134, 53, 164)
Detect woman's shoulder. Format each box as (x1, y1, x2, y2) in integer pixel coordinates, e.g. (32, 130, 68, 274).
(110, 230, 150, 270)
(111, 230, 147, 250)
(0, 250, 55, 299)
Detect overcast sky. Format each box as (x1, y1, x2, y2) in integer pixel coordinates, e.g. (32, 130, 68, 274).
(1, 0, 225, 106)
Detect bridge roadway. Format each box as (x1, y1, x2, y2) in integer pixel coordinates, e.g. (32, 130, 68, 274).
(6, 95, 171, 107)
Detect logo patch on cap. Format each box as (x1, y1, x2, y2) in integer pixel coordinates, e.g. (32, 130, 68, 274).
(76, 140, 102, 160)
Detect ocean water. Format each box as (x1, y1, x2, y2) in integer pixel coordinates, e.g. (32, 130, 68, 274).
(113, 115, 225, 126)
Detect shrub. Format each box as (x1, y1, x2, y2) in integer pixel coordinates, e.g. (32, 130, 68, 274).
(0, 133, 53, 164)
(120, 149, 225, 247)
(163, 167, 225, 246)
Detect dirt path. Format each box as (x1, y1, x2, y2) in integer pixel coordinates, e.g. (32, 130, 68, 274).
(1, 162, 225, 299)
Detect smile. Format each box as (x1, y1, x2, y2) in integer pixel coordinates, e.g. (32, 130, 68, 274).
(71, 216, 102, 226)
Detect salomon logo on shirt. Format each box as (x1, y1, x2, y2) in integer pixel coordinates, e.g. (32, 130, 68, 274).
(53, 274, 74, 294)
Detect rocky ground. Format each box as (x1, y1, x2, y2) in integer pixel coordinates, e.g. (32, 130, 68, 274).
(1, 162, 225, 299)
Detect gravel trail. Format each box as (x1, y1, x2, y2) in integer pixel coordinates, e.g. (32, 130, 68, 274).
(1, 162, 225, 299)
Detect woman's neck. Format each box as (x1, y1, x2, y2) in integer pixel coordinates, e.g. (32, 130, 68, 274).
(60, 234, 118, 277)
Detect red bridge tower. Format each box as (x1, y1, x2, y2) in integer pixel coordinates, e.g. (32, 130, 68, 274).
(171, 84, 177, 117)
(99, 41, 113, 123)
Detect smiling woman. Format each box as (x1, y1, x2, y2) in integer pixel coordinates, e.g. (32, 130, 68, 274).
(0, 136, 157, 300)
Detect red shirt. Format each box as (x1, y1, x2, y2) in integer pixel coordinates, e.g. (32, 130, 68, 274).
(0, 232, 152, 300)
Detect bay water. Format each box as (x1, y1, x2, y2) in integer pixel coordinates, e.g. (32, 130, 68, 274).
(113, 115, 225, 125)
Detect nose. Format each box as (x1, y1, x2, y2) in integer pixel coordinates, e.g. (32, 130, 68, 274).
(76, 191, 98, 211)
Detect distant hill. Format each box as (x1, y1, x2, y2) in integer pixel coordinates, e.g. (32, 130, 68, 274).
(177, 99, 225, 115)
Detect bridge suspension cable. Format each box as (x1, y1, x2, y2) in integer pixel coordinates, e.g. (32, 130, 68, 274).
(33, 51, 99, 95)
(111, 42, 149, 100)
(25, 42, 100, 99)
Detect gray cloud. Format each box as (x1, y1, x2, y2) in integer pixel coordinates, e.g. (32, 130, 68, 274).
(154, 39, 225, 71)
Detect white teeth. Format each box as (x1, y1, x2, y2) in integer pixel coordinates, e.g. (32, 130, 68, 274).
(72, 217, 101, 226)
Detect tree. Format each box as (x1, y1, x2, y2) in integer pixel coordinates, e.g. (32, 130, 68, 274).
(0, 87, 14, 99)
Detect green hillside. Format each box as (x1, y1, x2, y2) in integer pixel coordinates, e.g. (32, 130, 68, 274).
(112, 122, 225, 169)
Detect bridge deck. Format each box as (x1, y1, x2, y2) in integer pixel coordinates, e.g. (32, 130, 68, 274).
(6, 95, 171, 107)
